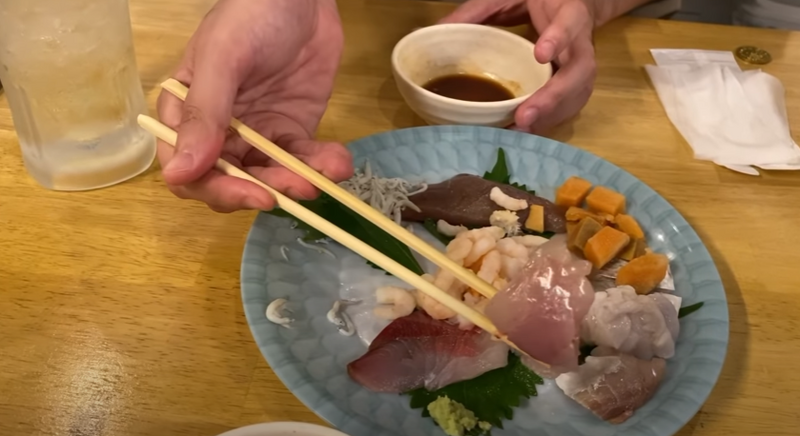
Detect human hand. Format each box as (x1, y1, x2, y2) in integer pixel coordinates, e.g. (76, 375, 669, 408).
(439, 0, 597, 134)
(157, 0, 354, 213)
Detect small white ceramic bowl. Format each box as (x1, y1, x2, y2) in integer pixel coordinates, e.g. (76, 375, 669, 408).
(391, 23, 552, 127)
(216, 422, 350, 436)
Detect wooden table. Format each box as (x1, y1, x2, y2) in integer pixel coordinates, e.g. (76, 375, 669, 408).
(1, 0, 799, 434)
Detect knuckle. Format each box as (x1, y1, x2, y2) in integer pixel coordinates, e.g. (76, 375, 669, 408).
(156, 95, 184, 130)
(181, 104, 205, 126)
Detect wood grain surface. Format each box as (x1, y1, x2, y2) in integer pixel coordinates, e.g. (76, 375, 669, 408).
(1, 0, 799, 435)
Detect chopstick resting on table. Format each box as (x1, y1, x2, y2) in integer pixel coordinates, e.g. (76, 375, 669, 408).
(136, 115, 547, 367)
(158, 78, 498, 299)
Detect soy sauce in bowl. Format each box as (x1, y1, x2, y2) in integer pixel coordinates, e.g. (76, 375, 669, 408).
(422, 74, 515, 102)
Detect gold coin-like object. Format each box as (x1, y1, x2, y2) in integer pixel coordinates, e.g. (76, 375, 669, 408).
(735, 45, 772, 65)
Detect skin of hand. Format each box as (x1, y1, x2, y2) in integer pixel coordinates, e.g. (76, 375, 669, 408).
(439, 0, 652, 134)
(156, 0, 354, 213)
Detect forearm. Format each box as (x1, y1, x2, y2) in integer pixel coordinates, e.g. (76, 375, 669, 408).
(592, 0, 655, 27)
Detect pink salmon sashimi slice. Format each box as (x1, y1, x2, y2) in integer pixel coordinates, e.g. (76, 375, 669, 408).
(347, 310, 509, 393)
(484, 235, 595, 377)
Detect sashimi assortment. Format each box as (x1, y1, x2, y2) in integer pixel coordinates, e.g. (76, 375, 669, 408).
(266, 149, 702, 436)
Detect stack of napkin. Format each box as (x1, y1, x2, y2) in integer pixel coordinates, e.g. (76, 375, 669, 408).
(645, 48, 800, 175)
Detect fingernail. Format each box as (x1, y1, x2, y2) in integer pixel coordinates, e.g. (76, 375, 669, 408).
(521, 107, 539, 127)
(165, 150, 194, 174)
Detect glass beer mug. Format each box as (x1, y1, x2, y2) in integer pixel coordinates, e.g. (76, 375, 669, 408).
(0, 0, 156, 191)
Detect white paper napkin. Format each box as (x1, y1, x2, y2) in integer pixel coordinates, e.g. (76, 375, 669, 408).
(645, 48, 800, 175)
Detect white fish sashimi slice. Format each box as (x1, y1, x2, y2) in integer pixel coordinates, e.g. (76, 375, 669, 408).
(581, 286, 679, 360)
(555, 347, 666, 424)
(659, 293, 683, 313)
(649, 293, 681, 342)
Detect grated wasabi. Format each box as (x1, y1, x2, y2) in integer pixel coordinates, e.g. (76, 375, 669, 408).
(427, 396, 492, 436)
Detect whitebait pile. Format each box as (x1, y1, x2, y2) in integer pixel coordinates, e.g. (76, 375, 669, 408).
(338, 161, 428, 224)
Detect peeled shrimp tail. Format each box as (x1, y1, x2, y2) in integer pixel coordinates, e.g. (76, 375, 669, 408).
(373, 286, 416, 320)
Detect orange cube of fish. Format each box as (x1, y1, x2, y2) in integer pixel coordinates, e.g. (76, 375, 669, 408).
(583, 226, 631, 269)
(616, 252, 669, 294)
(615, 214, 645, 239)
(565, 207, 606, 225)
(556, 176, 593, 208)
(586, 186, 626, 216)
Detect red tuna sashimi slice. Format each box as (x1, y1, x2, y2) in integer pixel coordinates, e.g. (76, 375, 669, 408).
(484, 235, 594, 377)
(555, 346, 666, 423)
(347, 310, 509, 393)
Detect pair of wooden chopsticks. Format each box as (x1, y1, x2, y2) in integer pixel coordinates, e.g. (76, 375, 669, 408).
(159, 77, 497, 300)
(141, 79, 544, 364)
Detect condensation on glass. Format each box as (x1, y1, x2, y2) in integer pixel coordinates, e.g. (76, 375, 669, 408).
(0, 0, 155, 191)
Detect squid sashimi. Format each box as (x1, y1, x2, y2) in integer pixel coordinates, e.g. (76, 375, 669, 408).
(484, 235, 594, 376)
(581, 286, 680, 360)
(555, 346, 666, 423)
(347, 311, 509, 393)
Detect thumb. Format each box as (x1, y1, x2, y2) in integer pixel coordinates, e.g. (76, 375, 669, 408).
(162, 51, 239, 186)
(531, 2, 591, 64)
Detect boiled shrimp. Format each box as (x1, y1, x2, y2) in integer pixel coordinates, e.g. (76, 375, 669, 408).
(455, 293, 491, 330)
(473, 226, 506, 241)
(476, 249, 501, 284)
(464, 235, 496, 266)
(373, 286, 416, 320)
(496, 238, 529, 259)
(446, 237, 472, 264)
(415, 291, 457, 320)
(496, 238, 531, 280)
(437, 220, 468, 237)
(414, 274, 457, 320)
(433, 269, 458, 294)
(490, 187, 527, 211)
(501, 257, 525, 281)
(492, 278, 508, 290)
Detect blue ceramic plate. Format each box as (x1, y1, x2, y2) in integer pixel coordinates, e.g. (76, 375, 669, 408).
(241, 126, 729, 436)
